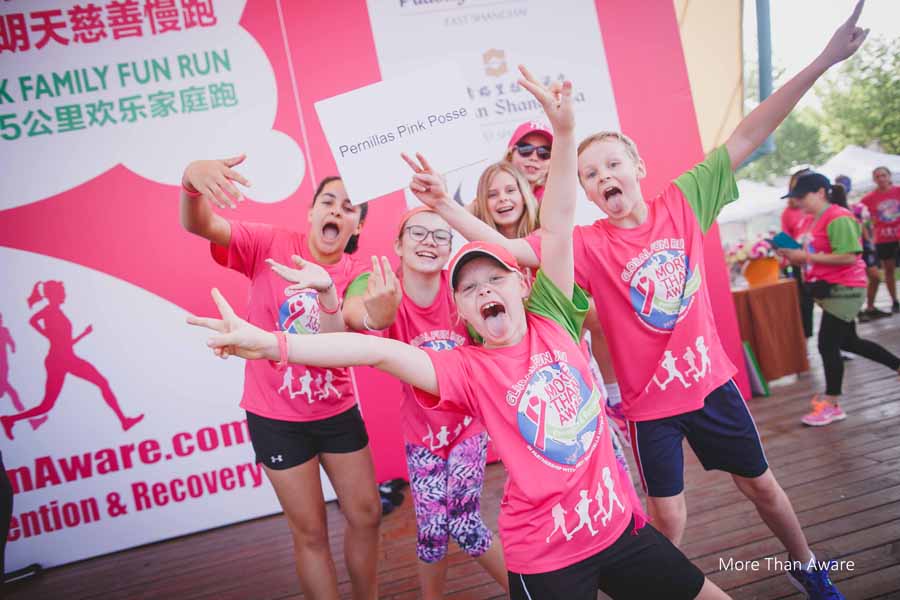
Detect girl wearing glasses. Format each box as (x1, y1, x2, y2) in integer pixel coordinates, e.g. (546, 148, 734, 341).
(179, 163, 382, 599)
(334, 207, 507, 599)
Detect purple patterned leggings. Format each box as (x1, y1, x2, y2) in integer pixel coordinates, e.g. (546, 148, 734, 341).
(406, 432, 493, 563)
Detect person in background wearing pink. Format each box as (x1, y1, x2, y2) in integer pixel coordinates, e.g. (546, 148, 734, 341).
(471, 161, 540, 240)
(187, 68, 726, 599)
(179, 162, 381, 600)
(778, 172, 900, 425)
(860, 166, 900, 313)
(506, 121, 553, 202)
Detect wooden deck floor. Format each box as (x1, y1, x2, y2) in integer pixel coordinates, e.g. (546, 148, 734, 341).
(6, 309, 900, 600)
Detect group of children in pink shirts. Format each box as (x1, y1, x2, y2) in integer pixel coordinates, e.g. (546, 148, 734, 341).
(180, 4, 872, 599)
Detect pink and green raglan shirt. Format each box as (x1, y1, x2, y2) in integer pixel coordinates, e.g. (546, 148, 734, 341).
(527, 146, 740, 422)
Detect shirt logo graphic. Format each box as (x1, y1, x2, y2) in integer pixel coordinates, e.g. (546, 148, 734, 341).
(877, 199, 900, 223)
(516, 362, 601, 465)
(628, 249, 701, 332)
(278, 290, 319, 334)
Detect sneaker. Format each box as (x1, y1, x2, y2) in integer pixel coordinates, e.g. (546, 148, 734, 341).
(893, 300, 900, 314)
(787, 559, 845, 599)
(801, 398, 847, 427)
(862, 307, 891, 320)
(857, 310, 871, 323)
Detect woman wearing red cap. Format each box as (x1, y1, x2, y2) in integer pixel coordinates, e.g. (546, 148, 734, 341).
(778, 172, 900, 426)
(505, 121, 554, 201)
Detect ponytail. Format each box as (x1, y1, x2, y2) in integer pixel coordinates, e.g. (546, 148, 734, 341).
(27, 282, 44, 308)
(828, 183, 848, 208)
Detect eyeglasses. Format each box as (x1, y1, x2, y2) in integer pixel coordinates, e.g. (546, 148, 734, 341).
(514, 143, 551, 160)
(404, 225, 453, 246)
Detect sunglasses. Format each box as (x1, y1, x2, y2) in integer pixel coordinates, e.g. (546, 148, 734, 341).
(514, 143, 551, 160)
(404, 225, 453, 246)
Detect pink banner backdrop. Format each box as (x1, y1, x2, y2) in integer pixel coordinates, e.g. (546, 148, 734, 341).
(0, 0, 747, 569)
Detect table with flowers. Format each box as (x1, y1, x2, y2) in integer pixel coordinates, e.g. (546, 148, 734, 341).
(727, 236, 810, 382)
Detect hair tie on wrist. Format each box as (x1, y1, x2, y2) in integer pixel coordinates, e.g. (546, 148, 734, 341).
(317, 292, 341, 315)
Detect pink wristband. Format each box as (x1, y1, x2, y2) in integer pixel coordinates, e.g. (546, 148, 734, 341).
(181, 179, 203, 198)
(317, 286, 340, 315)
(273, 331, 288, 372)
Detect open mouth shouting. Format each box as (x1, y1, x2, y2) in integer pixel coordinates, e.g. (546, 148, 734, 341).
(480, 300, 510, 338)
(321, 220, 341, 243)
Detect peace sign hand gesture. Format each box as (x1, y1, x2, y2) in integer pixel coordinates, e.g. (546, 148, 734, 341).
(401, 152, 451, 209)
(187, 289, 276, 361)
(517, 65, 574, 135)
(819, 0, 868, 67)
(182, 154, 252, 209)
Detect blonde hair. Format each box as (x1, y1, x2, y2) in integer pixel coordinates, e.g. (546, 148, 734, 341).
(576, 131, 641, 163)
(473, 162, 540, 238)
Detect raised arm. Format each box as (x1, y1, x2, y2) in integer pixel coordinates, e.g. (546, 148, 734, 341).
(188, 289, 438, 395)
(518, 66, 576, 296)
(343, 256, 403, 332)
(725, 0, 867, 169)
(401, 153, 540, 268)
(180, 154, 252, 246)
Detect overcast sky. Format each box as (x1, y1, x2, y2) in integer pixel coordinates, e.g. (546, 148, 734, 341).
(743, 0, 899, 100)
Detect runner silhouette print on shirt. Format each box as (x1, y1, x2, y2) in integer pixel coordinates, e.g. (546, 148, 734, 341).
(0, 281, 144, 440)
(645, 335, 713, 393)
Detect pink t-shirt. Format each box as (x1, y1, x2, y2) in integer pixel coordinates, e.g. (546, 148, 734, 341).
(212, 221, 366, 422)
(861, 186, 900, 243)
(414, 272, 632, 574)
(781, 205, 812, 240)
(802, 204, 867, 287)
(526, 146, 739, 422)
(354, 270, 482, 459)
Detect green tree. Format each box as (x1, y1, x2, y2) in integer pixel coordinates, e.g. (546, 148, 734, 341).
(817, 36, 900, 154)
(736, 108, 830, 182)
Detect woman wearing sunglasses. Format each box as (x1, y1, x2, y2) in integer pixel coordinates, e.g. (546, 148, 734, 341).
(505, 121, 553, 201)
(336, 207, 509, 599)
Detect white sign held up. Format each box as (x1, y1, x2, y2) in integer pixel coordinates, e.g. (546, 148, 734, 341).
(315, 62, 487, 204)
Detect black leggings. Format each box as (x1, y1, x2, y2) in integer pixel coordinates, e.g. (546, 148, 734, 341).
(818, 311, 900, 396)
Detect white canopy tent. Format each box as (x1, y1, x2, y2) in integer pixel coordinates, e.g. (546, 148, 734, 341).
(818, 146, 900, 195)
(716, 146, 900, 246)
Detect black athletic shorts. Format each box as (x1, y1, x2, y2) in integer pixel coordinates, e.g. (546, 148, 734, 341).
(247, 406, 369, 470)
(508, 519, 705, 599)
(875, 241, 899, 261)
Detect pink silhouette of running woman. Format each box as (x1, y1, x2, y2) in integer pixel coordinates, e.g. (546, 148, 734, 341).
(0, 313, 46, 431)
(0, 282, 144, 440)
